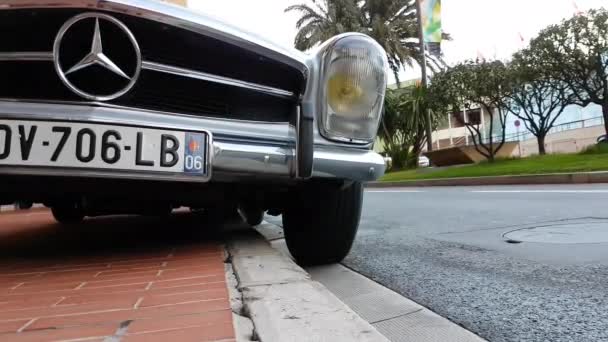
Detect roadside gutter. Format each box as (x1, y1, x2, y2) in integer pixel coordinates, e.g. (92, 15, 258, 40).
(369, 171, 608, 188)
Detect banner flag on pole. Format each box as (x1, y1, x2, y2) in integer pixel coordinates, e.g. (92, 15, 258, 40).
(420, 0, 442, 56)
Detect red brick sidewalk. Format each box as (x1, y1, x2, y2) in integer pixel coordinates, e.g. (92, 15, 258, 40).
(0, 210, 234, 341)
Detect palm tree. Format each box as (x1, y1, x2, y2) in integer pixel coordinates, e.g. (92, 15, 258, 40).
(378, 89, 412, 170)
(285, 0, 360, 51)
(379, 85, 438, 170)
(286, 0, 425, 82)
(361, 0, 419, 81)
(406, 84, 436, 165)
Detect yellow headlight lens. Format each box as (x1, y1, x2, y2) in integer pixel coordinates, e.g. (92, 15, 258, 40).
(326, 55, 381, 119)
(327, 74, 364, 114)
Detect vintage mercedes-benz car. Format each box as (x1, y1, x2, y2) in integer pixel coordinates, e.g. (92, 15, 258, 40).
(0, 0, 388, 265)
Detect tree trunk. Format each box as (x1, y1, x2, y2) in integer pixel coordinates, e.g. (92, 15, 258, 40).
(487, 130, 495, 163)
(388, 147, 409, 171)
(603, 102, 608, 136)
(537, 134, 547, 155)
(408, 132, 424, 168)
(407, 147, 420, 168)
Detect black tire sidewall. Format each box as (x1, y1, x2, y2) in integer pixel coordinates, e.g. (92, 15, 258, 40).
(283, 182, 363, 266)
(51, 206, 84, 224)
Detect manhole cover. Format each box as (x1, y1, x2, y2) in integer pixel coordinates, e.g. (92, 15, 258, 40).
(503, 221, 608, 244)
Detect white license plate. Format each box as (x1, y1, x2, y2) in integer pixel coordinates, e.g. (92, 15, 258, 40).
(0, 119, 210, 179)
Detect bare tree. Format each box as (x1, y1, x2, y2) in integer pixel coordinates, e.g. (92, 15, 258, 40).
(529, 9, 608, 134)
(429, 60, 513, 162)
(506, 49, 572, 154)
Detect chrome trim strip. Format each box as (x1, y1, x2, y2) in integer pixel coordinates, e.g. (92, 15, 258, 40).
(215, 141, 384, 180)
(0, 142, 384, 182)
(0, 100, 385, 182)
(295, 105, 300, 178)
(0, 97, 293, 130)
(0, 99, 296, 144)
(0, 52, 53, 61)
(0, 0, 309, 74)
(313, 146, 385, 180)
(0, 98, 375, 148)
(0, 54, 296, 99)
(214, 141, 294, 178)
(0, 97, 295, 134)
(141, 61, 295, 99)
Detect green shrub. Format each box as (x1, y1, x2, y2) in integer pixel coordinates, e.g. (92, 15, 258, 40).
(579, 143, 608, 155)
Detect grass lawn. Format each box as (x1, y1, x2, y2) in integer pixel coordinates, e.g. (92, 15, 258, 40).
(380, 145, 608, 182)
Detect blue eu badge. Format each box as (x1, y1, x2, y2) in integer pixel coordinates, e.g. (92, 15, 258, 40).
(184, 132, 206, 174)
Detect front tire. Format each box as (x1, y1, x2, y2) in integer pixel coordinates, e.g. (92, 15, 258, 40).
(51, 205, 85, 224)
(17, 201, 33, 210)
(239, 206, 265, 226)
(283, 181, 363, 266)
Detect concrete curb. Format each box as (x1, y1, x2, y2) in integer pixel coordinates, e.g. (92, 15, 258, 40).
(255, 221, 487, 342)
(0, 205, 15, 212)
(0, 204, 45, 212)
(226, 230, 389, 342)
(367, 171, 608, 188)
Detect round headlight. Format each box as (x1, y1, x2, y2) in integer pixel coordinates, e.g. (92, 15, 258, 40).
(321, 35, 388, 143)
(327, 58, 381, 118)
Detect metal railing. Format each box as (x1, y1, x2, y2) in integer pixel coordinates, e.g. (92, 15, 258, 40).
(498, 115, 605, 143)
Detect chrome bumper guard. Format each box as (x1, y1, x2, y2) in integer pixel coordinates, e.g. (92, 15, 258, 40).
(0, 101, 386, 182)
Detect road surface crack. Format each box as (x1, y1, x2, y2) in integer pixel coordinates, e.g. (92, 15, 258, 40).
(225, 248, 259, 341)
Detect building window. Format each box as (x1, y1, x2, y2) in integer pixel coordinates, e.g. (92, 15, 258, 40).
(451, 112, 465, 128)
(450, 109, 482, 128)
(467, 109, 481, 125)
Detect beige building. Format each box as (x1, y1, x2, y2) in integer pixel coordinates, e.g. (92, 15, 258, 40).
(432, 109, 605, 157)
(162, 0, 188, 6)
(430, 106, 494, 150)
(517, 123, 603, 156)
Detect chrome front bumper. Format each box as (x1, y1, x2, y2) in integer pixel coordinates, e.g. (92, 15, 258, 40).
(0, 101, 386, 182)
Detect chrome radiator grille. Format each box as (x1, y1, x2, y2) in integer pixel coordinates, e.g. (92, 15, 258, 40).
(0, 8, 306, 122)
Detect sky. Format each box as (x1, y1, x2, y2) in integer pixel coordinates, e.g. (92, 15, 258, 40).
(185, 0, 607, 81)
(182, 0, 605, 128)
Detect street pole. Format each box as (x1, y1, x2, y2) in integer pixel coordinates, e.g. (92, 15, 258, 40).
(516, 124, 522, 157)
(416, 0, 433, 152)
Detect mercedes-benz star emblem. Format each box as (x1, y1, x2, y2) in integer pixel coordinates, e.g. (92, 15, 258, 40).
(53, 13, 142, 101)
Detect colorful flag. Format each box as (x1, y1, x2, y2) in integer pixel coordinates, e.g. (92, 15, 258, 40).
(420, 0, 442, 56)
(164, 0, 188, 7)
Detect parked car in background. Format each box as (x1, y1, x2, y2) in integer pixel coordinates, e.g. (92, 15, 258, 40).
(418, 155, 430, 167)
(0, 0, 388, 265)
(382, 155, 393, 170)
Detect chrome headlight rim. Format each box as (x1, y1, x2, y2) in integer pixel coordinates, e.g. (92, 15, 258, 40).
(317, 33, 388, 145)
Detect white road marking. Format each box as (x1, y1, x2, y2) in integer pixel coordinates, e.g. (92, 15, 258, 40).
(366, 190, 424, 193)
(472, 190, 608, 193)
(17, 318, 37, 333)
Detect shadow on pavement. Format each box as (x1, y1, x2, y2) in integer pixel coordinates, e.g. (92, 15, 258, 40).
(0, 210, 240, 261)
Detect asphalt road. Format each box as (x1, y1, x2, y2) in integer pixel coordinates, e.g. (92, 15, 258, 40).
(341, 184, 608, 342)
(3, 184, 608, 342)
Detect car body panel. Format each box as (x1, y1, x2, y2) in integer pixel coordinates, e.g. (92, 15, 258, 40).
(0, 0, 386, 184)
